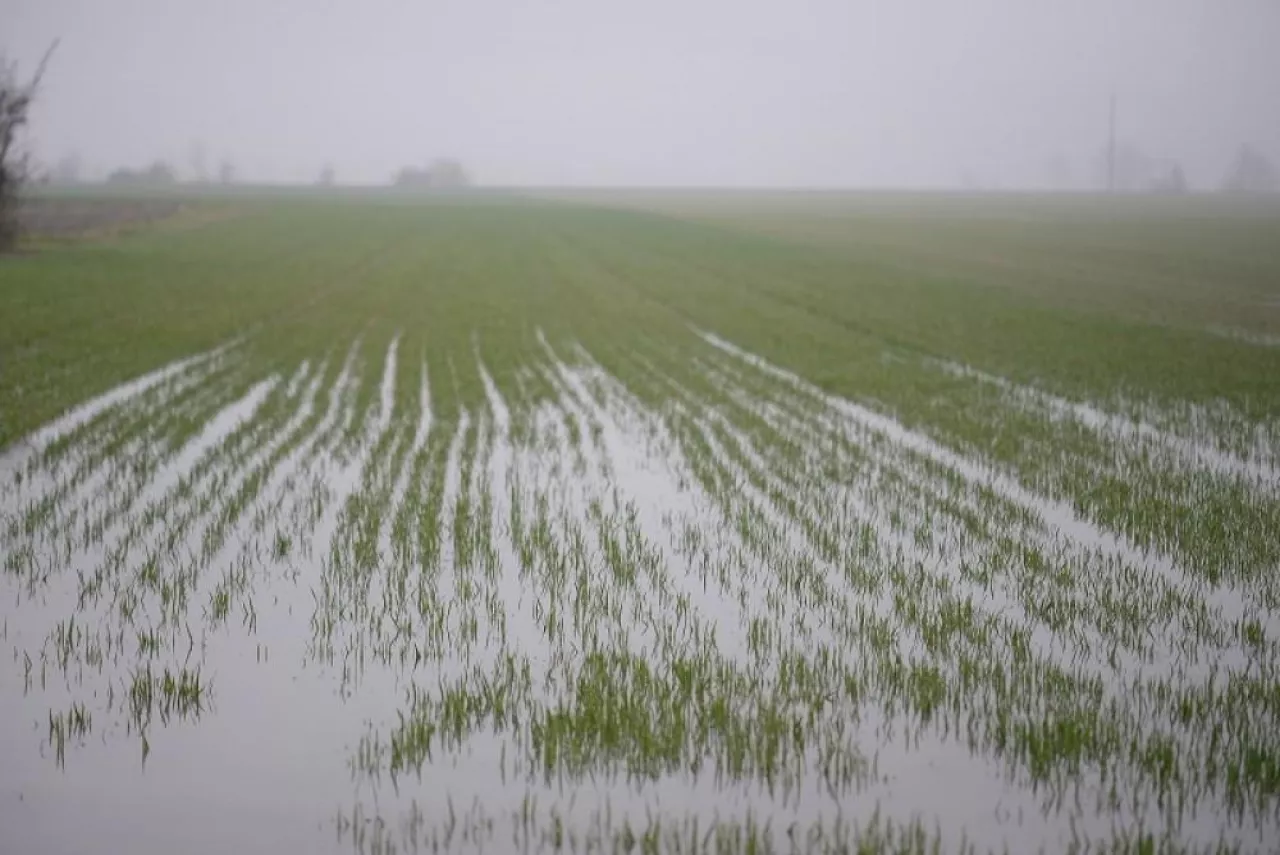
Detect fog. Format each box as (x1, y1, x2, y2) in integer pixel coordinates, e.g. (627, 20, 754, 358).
(5, 0, 1279, 188)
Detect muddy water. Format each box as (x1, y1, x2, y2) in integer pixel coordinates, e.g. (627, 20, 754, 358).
(2, 336, 1279, 854)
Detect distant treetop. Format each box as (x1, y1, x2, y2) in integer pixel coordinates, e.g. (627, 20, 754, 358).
(1222, 146, 1278, 195)
(393, 158, 472, 189)
(106, 161, 178, 186)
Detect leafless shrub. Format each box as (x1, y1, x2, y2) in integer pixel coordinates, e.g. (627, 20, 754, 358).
(0, 40, 58, 250)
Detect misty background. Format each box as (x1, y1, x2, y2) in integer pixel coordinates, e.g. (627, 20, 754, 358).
(4, 0, 1279, 189)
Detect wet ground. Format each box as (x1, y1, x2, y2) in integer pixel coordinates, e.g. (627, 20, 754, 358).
(1, 329, 1278, 854)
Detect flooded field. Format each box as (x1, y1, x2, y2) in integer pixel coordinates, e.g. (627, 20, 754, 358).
(2, 194, 1279, 853)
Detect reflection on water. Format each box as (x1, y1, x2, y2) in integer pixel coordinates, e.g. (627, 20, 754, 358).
(2, 330, 1278, 854)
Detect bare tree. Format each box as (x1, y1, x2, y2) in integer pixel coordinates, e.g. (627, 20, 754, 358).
(317, 164, 335, 187)
(217, 159, 236, 185)
(0, 40, 58, 249)
(1151, 163, 1188, 195)
(1222, 146, 1278, 195)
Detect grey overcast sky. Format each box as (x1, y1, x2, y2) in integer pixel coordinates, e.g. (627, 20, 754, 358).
(4, 0, 1279, 187)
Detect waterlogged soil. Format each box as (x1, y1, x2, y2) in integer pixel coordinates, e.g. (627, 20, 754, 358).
(2, 332, 1279, 855)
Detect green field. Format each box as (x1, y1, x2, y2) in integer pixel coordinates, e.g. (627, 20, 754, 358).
(1, 191, 1279, 853)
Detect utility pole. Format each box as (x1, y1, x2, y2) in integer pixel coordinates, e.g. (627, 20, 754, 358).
(1107, 92, 1116, 192)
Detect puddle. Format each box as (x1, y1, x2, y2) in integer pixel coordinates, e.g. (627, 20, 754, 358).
(931, 358, 1280, 486)
(0, 342, 239, 487)
(692, 354, 1258, 684)
(143, 375, 282, 502)
(699, 330, 1274, 630)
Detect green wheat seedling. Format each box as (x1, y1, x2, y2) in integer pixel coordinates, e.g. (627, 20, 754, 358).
(3, 193, 1279, 853)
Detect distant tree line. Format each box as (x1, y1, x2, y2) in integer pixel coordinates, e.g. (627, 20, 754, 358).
(55, 155, 475, 190)
(106, 161, 179, 186)
(1037, 142, 1280, 195)
(392, 158, 471, 189)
